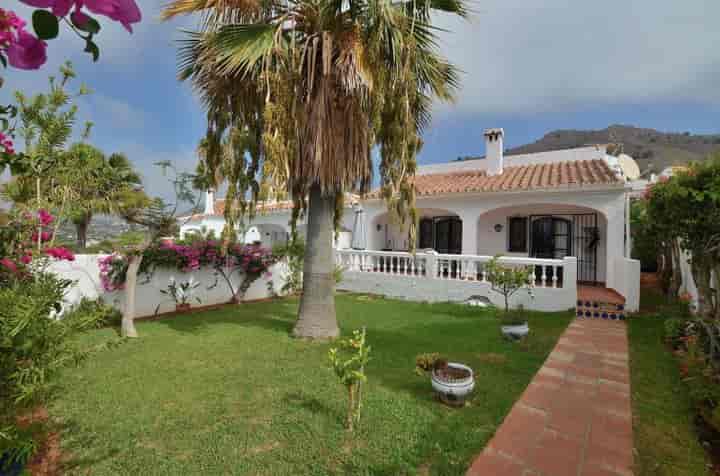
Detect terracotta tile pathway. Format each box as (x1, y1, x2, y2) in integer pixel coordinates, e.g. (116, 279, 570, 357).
(467, 319, 633, 476)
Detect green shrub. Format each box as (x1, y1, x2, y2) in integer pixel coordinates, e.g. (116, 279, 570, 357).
(414, 353, 443, 376)
(500, 310, 528, 327)
(0, 273, 115, 467)
(663, 317, 686, 343)
(64, 297, 122, 329)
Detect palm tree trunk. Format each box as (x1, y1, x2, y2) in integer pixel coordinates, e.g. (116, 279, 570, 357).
(293, 183, 339, 339)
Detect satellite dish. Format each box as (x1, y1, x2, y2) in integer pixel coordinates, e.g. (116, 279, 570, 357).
(617, 154, 641, 180)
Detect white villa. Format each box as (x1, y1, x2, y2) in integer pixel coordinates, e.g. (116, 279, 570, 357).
(180, 128, 641, 315)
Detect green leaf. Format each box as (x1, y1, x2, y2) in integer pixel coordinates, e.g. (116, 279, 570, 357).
(72, 14, 101, 35)
(32, 10, 59, 40)
(84, 39, 100, 62)
(213, 24, 276, 77)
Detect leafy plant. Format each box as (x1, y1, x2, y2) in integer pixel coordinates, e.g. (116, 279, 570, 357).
(63, 297, 122, 329)
(500, 310, 528, 327)
(414, 353, 444, 376)
(328, 328, 371, 432)
(0, 272, 114, 467)
(273, 238, 305, 295)
(158, 276, 201, 311)
(485, 255, 535, 313)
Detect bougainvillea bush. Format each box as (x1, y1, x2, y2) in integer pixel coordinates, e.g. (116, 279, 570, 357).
(0, 209, 75, 284)
(98, 239, 277, 302)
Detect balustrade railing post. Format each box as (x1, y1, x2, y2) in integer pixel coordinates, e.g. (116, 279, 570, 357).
(425, 251, 438, 279)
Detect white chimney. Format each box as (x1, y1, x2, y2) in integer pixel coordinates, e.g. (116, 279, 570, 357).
(204, 189, 215, 215)
(484, 128, 504, 175)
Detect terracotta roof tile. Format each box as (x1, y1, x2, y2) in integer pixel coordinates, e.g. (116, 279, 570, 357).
(368, 159, 622, 198)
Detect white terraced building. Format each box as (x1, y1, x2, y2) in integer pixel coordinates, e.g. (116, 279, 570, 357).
(180, 128, 641, 315)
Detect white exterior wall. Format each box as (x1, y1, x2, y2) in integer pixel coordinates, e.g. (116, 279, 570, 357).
(363, 188, 626, 287)
(337, 255, 578, 312)
(475, 204, 609, 282)
(612, 258, 641, 312)
(48, 254, 288, 319)
(417, 145, 607, 175)
(180, 208, 355, 249)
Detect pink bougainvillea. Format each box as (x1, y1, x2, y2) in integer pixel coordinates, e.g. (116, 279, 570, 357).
(0, 132, 14, 155)
(97, 240, 277, 292)
(37, 209, 53, 226)
(43, 246, 75, 261)
(98, 253, 126, 291)
(0, 0, 141, 72)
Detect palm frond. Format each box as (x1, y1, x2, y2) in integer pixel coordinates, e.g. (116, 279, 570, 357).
(213, 23, 278, 77)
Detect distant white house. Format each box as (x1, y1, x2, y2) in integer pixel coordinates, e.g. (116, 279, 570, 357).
(180, 128, 642, 312)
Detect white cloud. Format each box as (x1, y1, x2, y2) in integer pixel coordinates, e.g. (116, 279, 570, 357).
(432, 0, 720, 117)
(80, 94, 148, 131)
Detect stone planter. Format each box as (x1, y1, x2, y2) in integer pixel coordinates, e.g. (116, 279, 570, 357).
(431, 362, 475, 407)
(501, 322, 529, 341)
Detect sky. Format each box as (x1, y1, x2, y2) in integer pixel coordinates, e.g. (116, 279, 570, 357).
(2, 0, 719, 200)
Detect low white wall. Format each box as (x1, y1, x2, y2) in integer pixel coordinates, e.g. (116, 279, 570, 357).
(610, 257, 640, 312)
(48, 254, 288, 318)
(337, 256, 578, 312)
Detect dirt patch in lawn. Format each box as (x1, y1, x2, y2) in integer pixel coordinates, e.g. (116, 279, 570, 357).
(16, 407, 63, 476)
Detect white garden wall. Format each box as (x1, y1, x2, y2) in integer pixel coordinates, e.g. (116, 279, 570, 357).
(48, 254, 288, 318)
(336, 251, 579, 312)
(611, 257, 641, 312)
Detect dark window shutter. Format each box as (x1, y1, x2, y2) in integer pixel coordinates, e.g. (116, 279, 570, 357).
(508, 217, 528, 252)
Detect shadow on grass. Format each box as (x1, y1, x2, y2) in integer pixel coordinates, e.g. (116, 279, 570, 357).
(152, 300, 297, 336)
(283, 391, 343, 425)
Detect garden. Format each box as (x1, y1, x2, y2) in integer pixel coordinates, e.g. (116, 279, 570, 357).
(45, 294, 570, 475)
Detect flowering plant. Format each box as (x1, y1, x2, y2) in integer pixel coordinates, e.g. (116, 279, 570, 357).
(0, 208, 74, 283)
(1, 1, 141, 72)
(98, 253, 127, 292)
(158, 276, 201, 308)
(98, 239, 277, 301)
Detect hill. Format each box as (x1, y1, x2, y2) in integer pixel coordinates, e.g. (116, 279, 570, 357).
(503, 125, 720, 174)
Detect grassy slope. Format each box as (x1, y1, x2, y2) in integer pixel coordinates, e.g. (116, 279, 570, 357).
(51, 294, 571, 476)
(629, 290, 711, 476)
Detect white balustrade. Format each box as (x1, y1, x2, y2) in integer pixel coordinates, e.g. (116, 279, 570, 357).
(335, 250, 566, 289)
(336, 249, 429, 277)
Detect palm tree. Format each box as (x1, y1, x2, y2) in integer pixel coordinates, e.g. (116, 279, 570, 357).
(60, 145, 143, 248)
(163, 0, 465, 338)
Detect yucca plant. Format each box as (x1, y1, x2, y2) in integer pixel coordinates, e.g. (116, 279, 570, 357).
(163, 0, 467, 338)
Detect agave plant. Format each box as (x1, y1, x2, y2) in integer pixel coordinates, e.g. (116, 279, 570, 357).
(163, 0, 467, 338)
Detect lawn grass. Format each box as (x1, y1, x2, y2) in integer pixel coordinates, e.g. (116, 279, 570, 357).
(629, 288, 711, 476)
(50, 293, 571, 475)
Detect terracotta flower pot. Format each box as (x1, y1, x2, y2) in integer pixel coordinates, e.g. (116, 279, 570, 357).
(175, 303, 191, 312)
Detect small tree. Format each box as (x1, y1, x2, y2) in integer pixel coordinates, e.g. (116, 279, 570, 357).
(485, 255, 534, 313)
(118, 162, 197, 337)
(644, 156, 720, 318)
(328, 328, 370, 432)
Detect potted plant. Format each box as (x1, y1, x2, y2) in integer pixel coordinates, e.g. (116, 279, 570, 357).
(157, 276, 201, 314)
(485, 256, 534, 340)
(415, 353, 475, 407)
(500, 310, 529, 340)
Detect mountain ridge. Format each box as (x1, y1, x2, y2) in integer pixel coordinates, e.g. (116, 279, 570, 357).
(503, 125, 720, 173)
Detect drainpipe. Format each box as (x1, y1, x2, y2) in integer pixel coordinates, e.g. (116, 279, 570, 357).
(625, 192, 631, 258)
